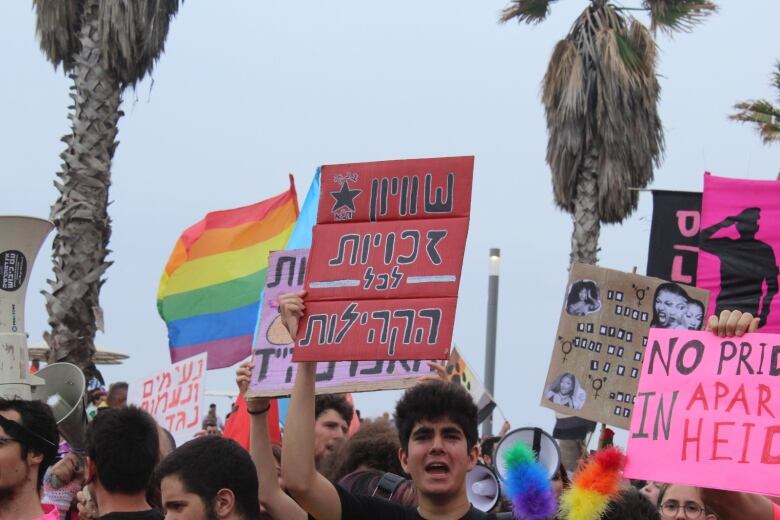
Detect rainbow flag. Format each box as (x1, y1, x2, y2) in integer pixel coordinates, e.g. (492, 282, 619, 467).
(157, 178, 298, 369)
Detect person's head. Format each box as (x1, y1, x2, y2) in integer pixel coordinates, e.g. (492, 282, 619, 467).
(640, 481, 665, 508)
(203, 418, 220, 436)
(0, 399, 59, 496)
(86, 405, 159, 495)
(735, 207, 760, 238)
(324, 418, 404, 483)
(479, 436, 499, 467)
(551, 372, 576, 397)
(313, 394, 353, 461)
(394, 380, 479, 501)
(208, 403, 216, 416)
(683, 300, 705, 331)
(658, 484, 716, 520)
(601, 488, 659, 520)
(156, 436, 259, 520)
(567, 280, 599, 309)
(652, 284, 689, 328)
(106, 382, 128, 408)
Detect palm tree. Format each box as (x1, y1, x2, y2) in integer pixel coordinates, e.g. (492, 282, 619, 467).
(730, 61, 780, 174)
(500, 0, 717, 265)
(500, 0, 717, 468)
(33, 0, 182, 381)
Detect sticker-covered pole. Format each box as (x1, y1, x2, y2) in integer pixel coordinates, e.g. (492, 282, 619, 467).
(482, 248, 500, 437)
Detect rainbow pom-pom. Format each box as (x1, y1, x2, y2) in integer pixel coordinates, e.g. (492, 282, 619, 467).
(558, 447, 626, 520)
(502, 441, 558, 520)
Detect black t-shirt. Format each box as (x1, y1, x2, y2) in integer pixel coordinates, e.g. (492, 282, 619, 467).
(96, 510, 164, 520)
(311, 485, 501, 520)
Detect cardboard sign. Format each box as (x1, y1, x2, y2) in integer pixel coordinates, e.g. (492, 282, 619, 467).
(293, 156, 474, 362)
(646, 190, 702, 285)
(697, 173, 780, 333)
(128, 353, 206, 446)
(247, 249, 434, 397)
(541, 263, 709, 430)
(625, 329, 780, 497)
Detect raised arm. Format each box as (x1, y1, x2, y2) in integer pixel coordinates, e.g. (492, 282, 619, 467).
(236, 362, 306, 520)
(279, 292, 342, 520)
(700, 215, 734, 244)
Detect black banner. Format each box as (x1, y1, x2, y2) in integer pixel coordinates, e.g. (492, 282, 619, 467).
(646, 190, 702, 285)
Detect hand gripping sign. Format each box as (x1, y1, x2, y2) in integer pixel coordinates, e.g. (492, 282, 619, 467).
(292, 156, 474, 362)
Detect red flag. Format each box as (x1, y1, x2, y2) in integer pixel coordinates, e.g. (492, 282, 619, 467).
(223, 394, 281, 449)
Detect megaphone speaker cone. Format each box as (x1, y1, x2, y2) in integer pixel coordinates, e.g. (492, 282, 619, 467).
(30, 363, 88, 452)
(494, 427, 561, 481)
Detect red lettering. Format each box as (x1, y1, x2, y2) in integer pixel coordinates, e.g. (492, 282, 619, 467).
(714, 382, 730, 410)
(758, 385, 775, 418)
(738, 423, 755, 464)
(761, 426, 780, 464)
(682, 418, 703, 462)
(711, 421, 735, 461)
(686, 383, 709, 411)
(726, 384, 750, 415)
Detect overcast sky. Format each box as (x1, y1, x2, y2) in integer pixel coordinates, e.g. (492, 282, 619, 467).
(3, 1, 778, 441)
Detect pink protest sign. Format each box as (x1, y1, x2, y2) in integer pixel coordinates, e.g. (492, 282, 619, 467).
(697, 174, 780, 332)
(247, 249, 433, 397)
(624, 329, 780, 497)
(127, 352, 206, 447)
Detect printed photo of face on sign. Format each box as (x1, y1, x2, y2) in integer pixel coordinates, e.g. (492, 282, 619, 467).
(545, 372, 586, 410)
(650, 282, 706, 331)
(565, 279, 602, 317)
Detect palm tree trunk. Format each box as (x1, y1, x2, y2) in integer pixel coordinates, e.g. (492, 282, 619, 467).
(569, 146, 600, 266)
(43, 0, 120, 381)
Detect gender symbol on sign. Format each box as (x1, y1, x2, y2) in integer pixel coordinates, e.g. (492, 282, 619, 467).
(632, 284, 650, 306)
(558, 336, 573, 363)
(588, 375, 607, 399)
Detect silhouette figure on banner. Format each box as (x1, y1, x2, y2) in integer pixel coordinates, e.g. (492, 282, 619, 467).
(700, 207, 779, 328)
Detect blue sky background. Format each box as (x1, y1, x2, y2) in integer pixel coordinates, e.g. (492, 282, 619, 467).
(3, 1, 778, 444)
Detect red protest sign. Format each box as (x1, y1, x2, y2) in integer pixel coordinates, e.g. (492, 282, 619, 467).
(293, 156, 473, 362)
(317, 156, 473, 224)
(306, 217, 468, 301)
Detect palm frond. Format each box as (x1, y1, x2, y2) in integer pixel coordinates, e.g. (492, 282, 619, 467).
(500, 0, 556, 24)
(642, 0, 718, 34)
(98, 0, 183, 87)
(730, 100, 780, 144)
(32, 0, 85, 70)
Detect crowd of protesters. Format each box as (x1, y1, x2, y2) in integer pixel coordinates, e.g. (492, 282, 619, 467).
(1, 302, 778, 520)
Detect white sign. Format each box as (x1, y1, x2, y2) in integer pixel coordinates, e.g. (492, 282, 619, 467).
(128, 353, 206, 446)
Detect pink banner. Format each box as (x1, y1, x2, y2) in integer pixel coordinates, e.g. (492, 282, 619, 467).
(625, 329, 780, 497)
(697, 173, 780, 332)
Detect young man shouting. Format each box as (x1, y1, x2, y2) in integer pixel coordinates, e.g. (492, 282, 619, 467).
(279, 290, 493, 520)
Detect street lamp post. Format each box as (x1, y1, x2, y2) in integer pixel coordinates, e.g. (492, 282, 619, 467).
(482, 248, 500, 437)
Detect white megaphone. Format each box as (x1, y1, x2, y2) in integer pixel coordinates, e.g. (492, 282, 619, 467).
(0, 216, 53, 400)
(30, 362, 88, 452)
(466, 462, 501, 512)
(493, 427, 561, 482)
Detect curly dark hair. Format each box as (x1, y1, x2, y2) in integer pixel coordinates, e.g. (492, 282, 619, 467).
(0, 398, 59, 492)
(602, 488, 659, 520)
(323, 418, 405, 482)
(394, 380, 478, 452)
(315, 393, 354, 425)
(86, 406, 159, 494)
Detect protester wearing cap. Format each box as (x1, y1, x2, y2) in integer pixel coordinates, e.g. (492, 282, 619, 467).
(0, 398, 60, 520)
